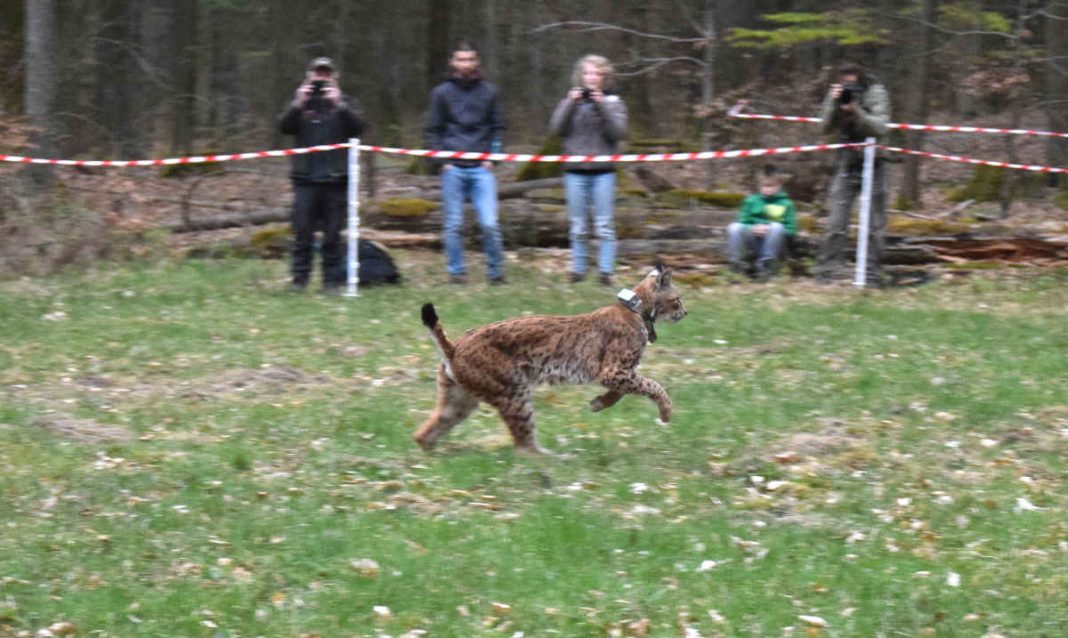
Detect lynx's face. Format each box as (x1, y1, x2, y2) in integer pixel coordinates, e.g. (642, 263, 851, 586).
(637, 267, 688, 324)
(654, 284, 687, 323)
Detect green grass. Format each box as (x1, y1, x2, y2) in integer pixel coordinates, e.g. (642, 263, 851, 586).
(2, 255, 1068, 636)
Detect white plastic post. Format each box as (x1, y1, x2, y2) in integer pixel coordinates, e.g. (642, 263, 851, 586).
(852, 137, 877, 288)
(344, 138, 360, 298)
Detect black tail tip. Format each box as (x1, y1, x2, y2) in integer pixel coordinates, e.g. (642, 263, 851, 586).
(421, 303, 438, 328)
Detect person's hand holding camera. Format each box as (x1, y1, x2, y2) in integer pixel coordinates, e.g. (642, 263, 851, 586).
(830, 82, 859, 113)
(294, 73, 341, 107)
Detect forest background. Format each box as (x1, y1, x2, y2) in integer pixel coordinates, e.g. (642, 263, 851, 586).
(2, 0, 1068, 275)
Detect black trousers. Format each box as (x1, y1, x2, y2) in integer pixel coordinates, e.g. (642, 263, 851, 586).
(291, 183, 346, 288)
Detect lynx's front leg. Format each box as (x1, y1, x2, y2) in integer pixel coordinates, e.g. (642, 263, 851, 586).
(598, 368, 673, 423)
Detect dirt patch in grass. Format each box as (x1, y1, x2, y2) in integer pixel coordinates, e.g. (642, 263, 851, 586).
(181, 365, 331, 399)
(35, 415, 134, 444)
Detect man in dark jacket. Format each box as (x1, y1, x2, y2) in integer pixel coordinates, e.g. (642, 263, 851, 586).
(424, 42, 506, 285)
(816, 62, 891, 287)
(278, 57, 367, 292)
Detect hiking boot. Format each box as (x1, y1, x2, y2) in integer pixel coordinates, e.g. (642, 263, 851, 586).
(598, 272, 613, 287)
(448, 274, 468, 285)
(488, 276, 507, 286)
(569, 272, 586, 284)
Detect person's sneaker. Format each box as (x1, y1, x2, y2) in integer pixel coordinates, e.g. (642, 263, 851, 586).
(598, 273, 613, 287)
(488, 276, 507, 286)
(448, 274, 468, 285)
(569, 272, 586, 284)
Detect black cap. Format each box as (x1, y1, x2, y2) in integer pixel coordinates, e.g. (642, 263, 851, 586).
(308, 57, 336, 72)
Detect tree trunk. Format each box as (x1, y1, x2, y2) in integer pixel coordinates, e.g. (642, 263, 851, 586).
(1046, 3, 1068, 186)
(426, 1, 450, 94)
(96, 0, 141, 157)
(700, 0, 717, 188)
(998, 0, 1028, 218)
(171, 0, 197, 155)
(901, 0, 938, 207)
(24, 0, 57, 190)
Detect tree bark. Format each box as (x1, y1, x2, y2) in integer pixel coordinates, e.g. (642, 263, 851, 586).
(171, 0, 197, 155)
(24, 0, 57, 190)
(426, 1, 450, 94)
(1046, 3, 1068, 185)
(901, 0, 938, 207)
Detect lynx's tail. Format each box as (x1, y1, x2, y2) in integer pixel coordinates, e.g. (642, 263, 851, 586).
(421, 303, 455, 362)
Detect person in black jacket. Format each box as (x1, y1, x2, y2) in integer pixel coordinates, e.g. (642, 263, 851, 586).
(278, 57, 367, 292)
(424, 42, 506, 285)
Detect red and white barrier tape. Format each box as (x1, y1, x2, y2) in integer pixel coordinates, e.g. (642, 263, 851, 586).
(880, 146, 1067, 174)
(1, 141, 862, 168)
(4, 139, 1063, 173)
(728, 103, 1068, 140)
(0, 143, 352, 167)
(358, 142, 862, 163)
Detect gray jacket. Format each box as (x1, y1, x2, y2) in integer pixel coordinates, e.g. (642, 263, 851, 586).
(819, 83, 891, 144)
(549, 93, 628, 172)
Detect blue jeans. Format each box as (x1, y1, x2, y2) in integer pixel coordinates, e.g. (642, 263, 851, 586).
(440, 165, 504, 279)
(727, 222, 786, 269)
(565, 171, 617, 275)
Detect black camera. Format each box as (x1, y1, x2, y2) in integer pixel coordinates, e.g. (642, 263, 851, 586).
(838, 82, 863, 105)
(581, 87, 593, 101)
(310, 79, 328, 96)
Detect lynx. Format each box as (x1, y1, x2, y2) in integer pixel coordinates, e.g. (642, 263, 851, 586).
(414, 266, 687, 454)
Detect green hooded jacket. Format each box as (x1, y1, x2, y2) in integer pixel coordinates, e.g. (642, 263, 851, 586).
(736, 191, 797, 236)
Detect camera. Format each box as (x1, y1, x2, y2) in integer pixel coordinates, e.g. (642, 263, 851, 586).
(310, 79, 328, 96)
(838, 82, 863, 105)
(581, 87, 592, 101)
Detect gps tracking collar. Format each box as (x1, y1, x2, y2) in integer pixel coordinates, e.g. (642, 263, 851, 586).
(616, 288, 642, 313)
(617, 287, 658, 344)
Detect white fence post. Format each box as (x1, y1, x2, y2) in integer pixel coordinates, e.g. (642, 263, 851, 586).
(344, 138, 361, 298)
(853, 137, 877, 288)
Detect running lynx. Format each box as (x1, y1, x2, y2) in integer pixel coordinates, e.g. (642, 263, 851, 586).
(414, 266, 687, 453)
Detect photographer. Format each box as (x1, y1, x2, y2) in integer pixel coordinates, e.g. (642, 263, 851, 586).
(549, 54, 627, 286)
(278, 57, 366, 293)
(816, 63, 890, 287)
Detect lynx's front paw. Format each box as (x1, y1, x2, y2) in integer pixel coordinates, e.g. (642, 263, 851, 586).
(657, 400, 673, 424)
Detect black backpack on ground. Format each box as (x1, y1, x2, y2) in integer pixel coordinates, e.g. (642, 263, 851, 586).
(352, 239, 401, 286)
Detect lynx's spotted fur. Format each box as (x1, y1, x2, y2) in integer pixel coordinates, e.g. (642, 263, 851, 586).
(414, 267, 687, 454)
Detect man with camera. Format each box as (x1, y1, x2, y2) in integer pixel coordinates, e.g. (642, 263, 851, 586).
(278, 57, 367, 293)
(816, 62, 891, 287)
(424, 42, 506, 285)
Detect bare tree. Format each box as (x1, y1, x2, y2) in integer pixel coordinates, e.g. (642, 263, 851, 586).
(24, 0, 57, 189)
(901, 0, 939, 208)
(1045, 1, 1068, 183)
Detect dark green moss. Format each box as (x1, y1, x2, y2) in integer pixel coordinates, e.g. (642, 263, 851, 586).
(377, 198, 438, 217)
(516, 137, 564, 181)
(653, 190, 746, 209)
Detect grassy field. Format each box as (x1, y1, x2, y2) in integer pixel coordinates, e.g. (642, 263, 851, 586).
(1, 253, 1067, 637)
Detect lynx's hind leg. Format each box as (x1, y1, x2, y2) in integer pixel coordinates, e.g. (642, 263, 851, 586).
(414, 366, 480, 451)
(487, 389, 550, 455)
